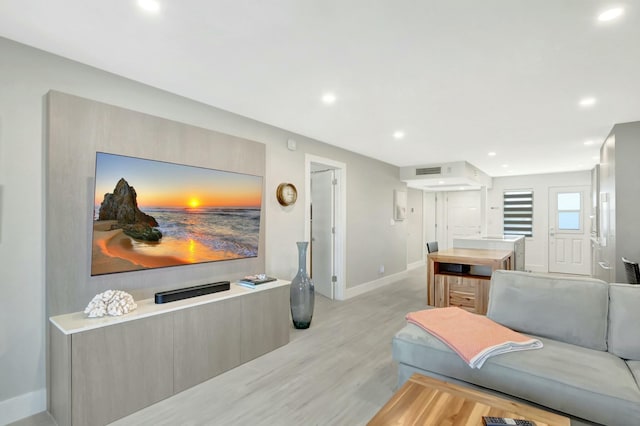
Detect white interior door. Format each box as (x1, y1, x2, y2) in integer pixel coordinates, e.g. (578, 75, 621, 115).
(549, 186, 591, 275)
(310, 169, 334, 299)
(446, 190, 481, 248)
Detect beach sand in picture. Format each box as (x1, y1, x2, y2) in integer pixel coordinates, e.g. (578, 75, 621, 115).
(91, 220, 238, 276)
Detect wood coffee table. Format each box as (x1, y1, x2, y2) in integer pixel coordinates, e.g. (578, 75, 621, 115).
(368, 373, 570, 426)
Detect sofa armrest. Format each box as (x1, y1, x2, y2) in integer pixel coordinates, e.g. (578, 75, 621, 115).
(608, 283, 640, 360)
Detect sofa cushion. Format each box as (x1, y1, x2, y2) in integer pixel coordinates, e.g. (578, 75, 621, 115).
(628, 361, 640, 385)
(392, 323, 640, 425)
(608, 283, 640, 360)
(487, 270, 609, 351)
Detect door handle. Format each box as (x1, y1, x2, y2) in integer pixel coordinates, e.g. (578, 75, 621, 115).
(598, 261, 612, 270)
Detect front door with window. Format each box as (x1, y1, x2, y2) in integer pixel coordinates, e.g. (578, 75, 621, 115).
(548, 186, 591, 275)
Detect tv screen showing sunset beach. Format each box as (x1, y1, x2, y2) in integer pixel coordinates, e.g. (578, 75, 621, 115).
(91, 152, 263, 276)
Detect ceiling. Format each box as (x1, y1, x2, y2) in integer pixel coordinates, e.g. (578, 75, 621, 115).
(1, 1, 639, 178)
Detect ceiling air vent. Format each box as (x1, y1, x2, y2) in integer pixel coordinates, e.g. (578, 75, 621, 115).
(415, 166, 441, 176)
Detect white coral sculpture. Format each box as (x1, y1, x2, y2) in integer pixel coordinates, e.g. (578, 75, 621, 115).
(84, 290, 137, 318)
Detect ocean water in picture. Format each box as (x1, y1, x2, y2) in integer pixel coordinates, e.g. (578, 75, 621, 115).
(92, 205, 261, 275)
(143, 207, 260, 258)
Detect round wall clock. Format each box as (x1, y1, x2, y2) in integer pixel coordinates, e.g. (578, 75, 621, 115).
(276, 183, 298, 206)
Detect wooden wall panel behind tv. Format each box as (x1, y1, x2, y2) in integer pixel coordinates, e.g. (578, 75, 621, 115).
(46, 91, 266, 317)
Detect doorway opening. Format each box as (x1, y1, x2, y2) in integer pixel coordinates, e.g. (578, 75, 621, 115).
(304, 155, 346, 300)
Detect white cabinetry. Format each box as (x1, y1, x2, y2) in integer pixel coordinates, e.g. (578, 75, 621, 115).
(595, 121, 640, 282)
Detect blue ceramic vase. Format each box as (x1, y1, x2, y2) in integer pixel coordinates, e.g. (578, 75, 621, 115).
(290, 241, 315, 329)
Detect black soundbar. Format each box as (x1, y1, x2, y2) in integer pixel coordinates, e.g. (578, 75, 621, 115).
(154, 281, 230, 304)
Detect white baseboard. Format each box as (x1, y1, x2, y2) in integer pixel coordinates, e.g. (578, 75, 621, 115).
(526, 264, 546, 273)
(407, 260, 425, 270)
(344, 269, 409, 300)
(0, 388, 46, 426)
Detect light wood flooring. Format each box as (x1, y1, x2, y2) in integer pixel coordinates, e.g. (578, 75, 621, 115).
(14, 267, 428, 426)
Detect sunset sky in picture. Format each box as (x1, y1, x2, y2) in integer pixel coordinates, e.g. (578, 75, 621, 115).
(94, 152, 262, 209)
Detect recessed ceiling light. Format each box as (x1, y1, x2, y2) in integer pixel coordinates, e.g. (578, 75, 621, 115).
(488, 152, 497, 157)
(598, 7, 624, 22)
(393, 131, 405, 140)
(501, 164, 509, 168)
(438, 181, 445, 185)
(321, 93, 336, 105)
(579, 97, 596, 107)
(584, 140, 595, 146)
(138, 0, 160, 13)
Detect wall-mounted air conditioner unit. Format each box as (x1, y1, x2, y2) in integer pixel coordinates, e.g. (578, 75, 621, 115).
(399, 161, 492, 191)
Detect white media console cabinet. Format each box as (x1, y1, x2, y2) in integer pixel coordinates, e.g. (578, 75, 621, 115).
(48, 280, 290, 426)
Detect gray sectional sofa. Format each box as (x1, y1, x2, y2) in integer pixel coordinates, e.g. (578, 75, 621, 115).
(392, 270, 640, 425)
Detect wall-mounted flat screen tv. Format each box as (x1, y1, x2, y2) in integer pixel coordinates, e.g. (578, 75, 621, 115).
(91, 152, 263, 276)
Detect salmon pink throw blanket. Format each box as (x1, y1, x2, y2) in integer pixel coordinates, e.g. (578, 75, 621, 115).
(406, 307, 543, 369)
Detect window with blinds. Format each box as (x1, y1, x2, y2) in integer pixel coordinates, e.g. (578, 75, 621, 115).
(503, 190, 533, 237)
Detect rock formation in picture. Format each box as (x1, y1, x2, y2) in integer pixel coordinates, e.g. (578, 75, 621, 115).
(98, 178, 162, 241)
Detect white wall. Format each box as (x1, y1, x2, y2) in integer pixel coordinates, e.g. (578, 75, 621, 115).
(406, 188, 424, 265)
(487, 170, 591, 272)
(423, 192, 437, 246)
(0, 37, 409, 422)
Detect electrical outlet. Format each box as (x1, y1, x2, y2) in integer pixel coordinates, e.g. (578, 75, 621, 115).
(379, 265, 385, 274)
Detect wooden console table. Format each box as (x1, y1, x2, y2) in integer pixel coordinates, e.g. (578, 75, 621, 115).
(49, 280, 290, 426)
(427, 248, 513, 314)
